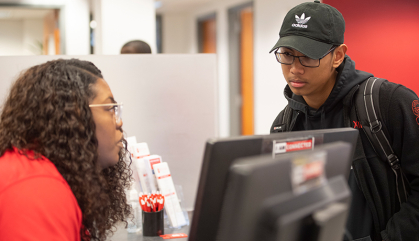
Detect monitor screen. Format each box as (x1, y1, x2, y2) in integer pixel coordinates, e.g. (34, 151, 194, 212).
(216, 142, 352, 241)
(188, 128, 358, 241)
(256, 176, 350, 241)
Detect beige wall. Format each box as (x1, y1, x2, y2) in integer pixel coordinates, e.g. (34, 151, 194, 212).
(93, 0, 156, 54)
(254, 0, 307, 134)
(0, 20, 24, 55)
(160, 0, 307, 136)
(0, 0, 90, 55)
(0, 54, 218, 210)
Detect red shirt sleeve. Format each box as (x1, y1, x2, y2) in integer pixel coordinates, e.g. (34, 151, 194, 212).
(0, 176, 82, 241)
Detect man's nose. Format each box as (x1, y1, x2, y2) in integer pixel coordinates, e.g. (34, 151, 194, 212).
(290, 57, 305, 75)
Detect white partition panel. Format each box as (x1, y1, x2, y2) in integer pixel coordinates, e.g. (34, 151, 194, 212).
(0, 54, 218, 210)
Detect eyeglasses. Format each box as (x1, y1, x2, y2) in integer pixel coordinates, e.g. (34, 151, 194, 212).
(89, 103, 123, 124)
(274, 46, 337, 68)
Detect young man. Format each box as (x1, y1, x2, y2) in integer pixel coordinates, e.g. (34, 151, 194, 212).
(269, 1, 419, 241)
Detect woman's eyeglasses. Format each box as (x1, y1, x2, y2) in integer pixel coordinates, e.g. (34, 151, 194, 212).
(89, 103, 123, 124)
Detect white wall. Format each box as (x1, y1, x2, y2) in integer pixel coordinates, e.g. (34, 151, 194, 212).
(0, 20, 24, 55)
(160, 0, 307, 136)
(161, 0, 251, 137)
(253, 0, 307, 134)
(162, 13, 193, 53)
(0, 0, 159, 55)
(24, 0, 91, 55)
(94, 0, 156, 54)
(0, 54, 218, 210)
(1, 0, 310, 134)
(192, 0, 255, 138)
(63, 0, 90, 55)
(0, 0, 90, 55)
(0, 0, 64, 4)
(22, 19, 43, 55)
(0, 19, 43, 55)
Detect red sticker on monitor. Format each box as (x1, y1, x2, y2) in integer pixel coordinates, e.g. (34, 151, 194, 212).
(273, 137, 314, 156)
(286, 139, 313, 152)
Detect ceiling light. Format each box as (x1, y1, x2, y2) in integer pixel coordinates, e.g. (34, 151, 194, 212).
(90, 20, 97, 29)
(154, 1, 162, 9)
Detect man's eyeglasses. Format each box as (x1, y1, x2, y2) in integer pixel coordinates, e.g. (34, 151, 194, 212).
(274, 46, 337, 68)
(89, 103, 123, 124)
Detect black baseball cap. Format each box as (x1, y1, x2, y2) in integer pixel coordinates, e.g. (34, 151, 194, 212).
(269, 0, 345, 59)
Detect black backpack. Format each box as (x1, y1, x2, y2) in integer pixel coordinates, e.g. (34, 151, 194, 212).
(272, 77, 410, 204)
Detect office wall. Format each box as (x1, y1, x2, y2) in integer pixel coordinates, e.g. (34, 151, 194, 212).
(0, 20, 23, 55)
(22, 19, 43, 55)
(161, 0, 254, 137)
(63, 0, 90, 55)
(162, 13, 194, 54)
(253, 0, 307, 134)
(0, 0, 90, 55)
(0, 54, 218, 210)
(0, 19, 43, 55)
(0, 19, 55, 55)
(93, 0, 156, 54)
(191, 0, 251, 138)
(1, 0, 313, 136)
(0, 0, 158, 55)
(160, 0, 307, 136)
(323, 0, 419, 94)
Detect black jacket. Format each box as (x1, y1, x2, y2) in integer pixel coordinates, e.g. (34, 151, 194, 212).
(270, 56, 419, 241)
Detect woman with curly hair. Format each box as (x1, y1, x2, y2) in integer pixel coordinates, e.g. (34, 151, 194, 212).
(0, 59, 132, 241)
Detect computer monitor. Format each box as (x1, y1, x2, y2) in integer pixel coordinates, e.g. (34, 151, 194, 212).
(216, 142, 352, 241)
(256, 176, 350, 241)
(189, 128, 358, 241)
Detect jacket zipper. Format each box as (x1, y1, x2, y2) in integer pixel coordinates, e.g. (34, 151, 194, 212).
(288, 111, 300, 131)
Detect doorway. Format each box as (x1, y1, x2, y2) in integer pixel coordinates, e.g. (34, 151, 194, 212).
(229, 2, 254, 136)
(197, 13, 216, 53)
(0, 5, 62, 55)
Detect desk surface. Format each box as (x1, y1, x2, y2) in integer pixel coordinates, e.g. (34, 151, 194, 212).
(107, 224, 190, 241)
(106, 212, 192, 241)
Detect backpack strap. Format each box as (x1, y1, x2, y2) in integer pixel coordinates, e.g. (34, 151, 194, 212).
(355, 77, 409, 204)
(343, 84, 360, 127)
(270, 105, 293, 133)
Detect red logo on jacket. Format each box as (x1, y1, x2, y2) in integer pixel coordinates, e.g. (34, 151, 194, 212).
(353, 121, 362, 129)
(412, 100, 419, 125)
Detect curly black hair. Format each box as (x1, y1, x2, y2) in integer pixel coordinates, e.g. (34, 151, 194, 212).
(0, 59, 132, 241)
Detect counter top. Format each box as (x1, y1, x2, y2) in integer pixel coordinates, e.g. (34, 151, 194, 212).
(107, 223, 190, 241)
(106, 212, 192, 241)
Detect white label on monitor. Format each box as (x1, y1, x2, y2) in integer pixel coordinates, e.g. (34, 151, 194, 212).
(272, 137, 314, 158)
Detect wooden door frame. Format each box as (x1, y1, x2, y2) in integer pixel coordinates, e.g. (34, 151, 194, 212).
(228, 2, 253, 136)
(197, 13, 216, 53)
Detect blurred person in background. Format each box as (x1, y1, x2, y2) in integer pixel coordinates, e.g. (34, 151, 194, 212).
(120, 40, 152, 54)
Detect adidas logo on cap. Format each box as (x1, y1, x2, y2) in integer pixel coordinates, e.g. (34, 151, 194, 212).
(292, 13, 311, 28)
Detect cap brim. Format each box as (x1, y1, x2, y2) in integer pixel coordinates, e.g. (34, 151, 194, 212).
(269, 35, 333, 59)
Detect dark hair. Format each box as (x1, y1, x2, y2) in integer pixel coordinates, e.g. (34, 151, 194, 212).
(0, 59, 132, 241)
(121, 40, 152, 54)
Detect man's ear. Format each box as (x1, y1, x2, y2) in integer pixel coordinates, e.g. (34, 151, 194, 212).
(332, 44, 348, 68)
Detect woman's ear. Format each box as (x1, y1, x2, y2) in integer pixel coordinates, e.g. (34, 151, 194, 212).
(332, 44, 348, 68)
